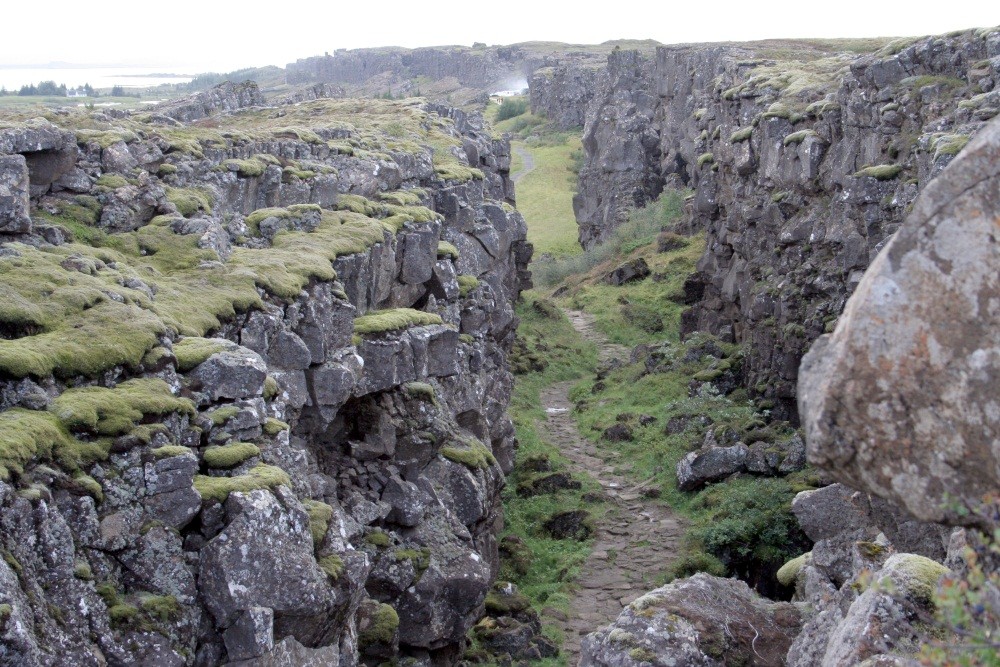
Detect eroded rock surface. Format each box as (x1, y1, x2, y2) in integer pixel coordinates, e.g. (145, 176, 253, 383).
(0, 84, 530, 665)
(800, 115, 1000, 525)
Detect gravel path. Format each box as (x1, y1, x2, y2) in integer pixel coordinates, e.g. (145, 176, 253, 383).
(542, 310, 684, 664)
(512, 144, 536, 184)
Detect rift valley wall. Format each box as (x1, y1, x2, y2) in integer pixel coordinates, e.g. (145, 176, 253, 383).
(0, 84, 530, 665)
(569, 28, 1000, 419)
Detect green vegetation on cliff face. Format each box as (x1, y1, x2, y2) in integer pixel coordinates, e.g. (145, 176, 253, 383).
(0, 210, 389, 380)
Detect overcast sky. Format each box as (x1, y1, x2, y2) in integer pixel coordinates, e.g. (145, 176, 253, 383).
(2, 1, 996, 72)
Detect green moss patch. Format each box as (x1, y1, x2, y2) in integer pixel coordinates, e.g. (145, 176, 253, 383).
(777, 552, 810, 586)
(353, 308, 443, 335)
(243, 203, 321, 236)
(403, 382, 436, 403)
(203, 442, 260, 469)
(165, 187, 213, 217)
(95, 174, 130, 190)
(437, 241, 460, 260)
(854, 164, 903, 180)
(359, 603, 399, 647)
(730, 127, 754, 143)
(318, 554, 344, 581)
(783, 129, 819, 146)
(457, 275, 480, 297)
(263, 418, 289, 436)
(304, 500, 334, 546)
(49, 378, 194, 436)
(173, 337, 233, 372)
(230, 211, 386, 300)
(0, 409, 77, 480)
(193, 464, 291, 502)
(365, 530, 391, 548)
(440, 438, 497, 470)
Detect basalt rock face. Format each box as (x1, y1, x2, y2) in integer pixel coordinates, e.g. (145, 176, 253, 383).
(286, 45, 530, 100)
(582, 67, 999, 667)
(573, 49, 662, 249)
(0, 83, 530, 665)
(528, 63, 599, 129)
(569, 28, 1000, 419)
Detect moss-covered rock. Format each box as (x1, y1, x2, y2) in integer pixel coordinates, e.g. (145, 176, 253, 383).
(193, 464, 290, 502)
(776, 551, 811, 586)
(440, 438, 497, 470)
(353, 308, 443, 335)
(203, 442, 260, 469)
(879, 553, 950, 605)
(359, 602, 399, 647)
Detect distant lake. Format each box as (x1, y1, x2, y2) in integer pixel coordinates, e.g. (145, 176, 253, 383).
(0, 67, 195, 92)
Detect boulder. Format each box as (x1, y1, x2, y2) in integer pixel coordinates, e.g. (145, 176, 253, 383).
(144, 449, 201, 528)
(189, 347, 268, 402)
(199, 489, 336, 633)
(819, 554, 949, 666)
(581, 574, 801, 667)
(792, 484, 873, 542)
(676, 443, 748, 491)
(799, 115, 1000, 526)
(605, 257, 650, 285)
(224, 607, 274, 662)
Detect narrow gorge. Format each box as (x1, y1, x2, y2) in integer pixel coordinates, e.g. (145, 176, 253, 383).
(0, 23, 997, 667)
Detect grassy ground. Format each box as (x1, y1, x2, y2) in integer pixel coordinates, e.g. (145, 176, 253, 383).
(487, 104, 583, 258)
(510, 137, 582, 258)
(492, 106, 816, 662)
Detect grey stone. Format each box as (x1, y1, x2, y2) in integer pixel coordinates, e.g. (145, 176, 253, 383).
(676, 443, 748, 491)
(792, 484, 873, 542)
(224, 607, 275, 661)
(199, 490, 334, 629)
(144, 450, 201, 529)
(0, 154, 30, 233)
(101, 140, 139, 172)
(604, 257, 650, 285)
(189, 347, 268, 402)
(269, 329, 312, 370)
(228, 636, 340, 667)
(800, 115, 1000, 526)
(581, 574, 801, 667)
(381, 476, 428, 527)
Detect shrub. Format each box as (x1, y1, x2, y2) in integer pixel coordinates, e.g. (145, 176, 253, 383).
(687, 477, 810, 586)
(496, 97, 529, 121)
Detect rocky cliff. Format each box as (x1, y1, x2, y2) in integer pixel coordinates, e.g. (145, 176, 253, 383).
(0, 84, 531, 665)
(580, 104, 1000, 667)
(286, 41, 660, 109)
(570, 28, 1000, 419)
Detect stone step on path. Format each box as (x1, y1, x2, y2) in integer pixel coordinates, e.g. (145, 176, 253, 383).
(538, 309, 684, 665)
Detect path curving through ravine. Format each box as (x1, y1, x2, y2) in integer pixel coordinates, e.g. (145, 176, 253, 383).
(542, 310, 683, 664)
(511, 144, 536, 185)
